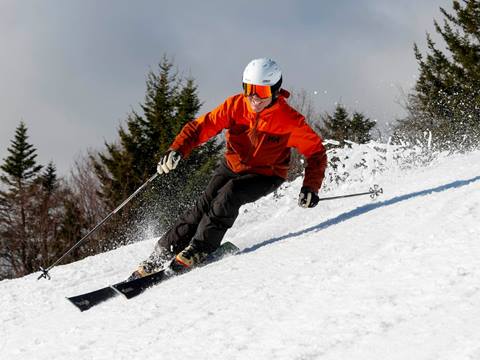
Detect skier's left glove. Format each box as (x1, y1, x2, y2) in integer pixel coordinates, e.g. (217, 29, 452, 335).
(157, 150, 182, 174)
(298, 187, 320, 208)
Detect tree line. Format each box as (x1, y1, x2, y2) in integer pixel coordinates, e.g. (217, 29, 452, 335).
(395, 0, 480, 149)
(1, 0, 478, 279)
(0, 57, 222, 279)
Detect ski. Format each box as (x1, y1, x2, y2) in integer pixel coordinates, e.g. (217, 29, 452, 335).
(67, 285, 119, 312)
(67, 241, 239, 311)
(112, 267, 171, 299)
(113, 241, 239, 299)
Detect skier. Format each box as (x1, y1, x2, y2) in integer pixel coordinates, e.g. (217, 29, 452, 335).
(129, 58, 328, 279)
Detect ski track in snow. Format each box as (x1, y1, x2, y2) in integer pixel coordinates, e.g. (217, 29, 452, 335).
(1, 151, 480, 359)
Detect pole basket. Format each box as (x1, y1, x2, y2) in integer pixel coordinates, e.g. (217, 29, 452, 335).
(369, 185, 383, 199)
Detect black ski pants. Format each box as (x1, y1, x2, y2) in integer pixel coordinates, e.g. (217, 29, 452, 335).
(156, 160, 284, 254)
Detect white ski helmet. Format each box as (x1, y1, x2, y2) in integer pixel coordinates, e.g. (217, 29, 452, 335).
(242, 58, 282, 86)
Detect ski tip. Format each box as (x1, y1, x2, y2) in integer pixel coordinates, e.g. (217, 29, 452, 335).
(66, 296, 92, 312)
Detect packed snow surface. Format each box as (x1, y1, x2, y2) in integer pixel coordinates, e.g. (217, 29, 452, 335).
(1, 149, 480, 359)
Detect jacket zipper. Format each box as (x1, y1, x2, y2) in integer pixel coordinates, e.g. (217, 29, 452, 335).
(245, 113, 261, 163)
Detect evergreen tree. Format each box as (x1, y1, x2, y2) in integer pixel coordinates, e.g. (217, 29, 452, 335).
(93, 58, 179, 209)
(321, 105, 351, 144)
(41, 162, 58, 194)
(0, 122, 42, 277)
(0, 122, 42, 190)
(93, 56, 222, 243)
(396, 0, 480, 149)
(321, 104, 376, 146)
(349, 112, 377, 144)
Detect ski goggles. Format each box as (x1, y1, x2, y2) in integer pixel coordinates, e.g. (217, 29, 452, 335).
(243, 83, 272, 99)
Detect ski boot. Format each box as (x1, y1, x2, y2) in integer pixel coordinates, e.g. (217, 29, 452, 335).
(127, 247, 174, 281)
(172, 241, 210, 270)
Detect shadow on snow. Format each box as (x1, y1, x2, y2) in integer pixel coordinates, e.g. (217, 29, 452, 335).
(242, 175, 480, 254)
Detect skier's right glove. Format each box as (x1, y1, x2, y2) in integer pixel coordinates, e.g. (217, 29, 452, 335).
(157, 150, 182, 174)
(298, 187, 320, 208)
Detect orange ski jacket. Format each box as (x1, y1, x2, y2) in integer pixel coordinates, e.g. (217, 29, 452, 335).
(170, 89, 327, 193)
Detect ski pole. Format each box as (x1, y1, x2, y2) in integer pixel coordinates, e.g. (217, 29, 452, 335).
(319, 184, 383, 202)
(37, 172, 159, 280)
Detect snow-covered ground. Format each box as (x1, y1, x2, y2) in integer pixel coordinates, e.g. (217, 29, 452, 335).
(1, 148, 480, 360)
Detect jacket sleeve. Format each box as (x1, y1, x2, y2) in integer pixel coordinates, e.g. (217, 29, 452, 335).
(288, 116, 328, 193)
(169, 98, 231, 157)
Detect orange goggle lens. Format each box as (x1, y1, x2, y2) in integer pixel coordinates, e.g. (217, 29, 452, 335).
(243, 83, 272, 99)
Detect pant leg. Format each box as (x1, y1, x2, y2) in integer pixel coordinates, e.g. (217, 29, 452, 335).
(193, 172, 284, 251)
(154, 161, 236, 254)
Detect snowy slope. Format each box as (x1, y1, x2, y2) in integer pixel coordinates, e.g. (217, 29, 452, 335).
(1, 149, 480, 360)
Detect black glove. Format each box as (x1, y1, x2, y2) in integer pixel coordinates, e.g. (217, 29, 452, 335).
(298, 187, 320, 208)
(157, 150, 182, 174)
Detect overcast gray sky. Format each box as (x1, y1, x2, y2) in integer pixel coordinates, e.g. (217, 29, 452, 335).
(0, 0, 451, 174)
